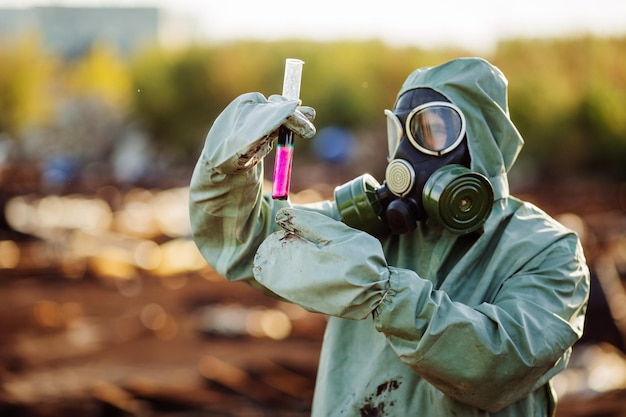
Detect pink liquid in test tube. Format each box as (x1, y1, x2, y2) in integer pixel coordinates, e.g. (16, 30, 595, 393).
(272, 59, 304, 200)
(272, 136, 294, 199)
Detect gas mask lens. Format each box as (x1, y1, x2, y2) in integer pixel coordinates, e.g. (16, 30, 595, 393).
(385, 101, 466, 157)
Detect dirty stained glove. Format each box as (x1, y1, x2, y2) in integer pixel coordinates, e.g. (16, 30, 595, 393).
(253, 207, 391, 320)
(205, 92, 316, 175)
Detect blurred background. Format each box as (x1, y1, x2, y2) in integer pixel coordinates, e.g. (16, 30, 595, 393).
(0, 1, 626, 416)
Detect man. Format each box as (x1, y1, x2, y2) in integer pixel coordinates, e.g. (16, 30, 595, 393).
(189, 57, 589, 416)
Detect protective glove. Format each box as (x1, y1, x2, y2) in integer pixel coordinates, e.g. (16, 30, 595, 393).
(204, 92, 316, 175)
(253, 207, 392, 320)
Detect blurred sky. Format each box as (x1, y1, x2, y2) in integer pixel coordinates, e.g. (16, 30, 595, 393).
(2, 0, 626, 52)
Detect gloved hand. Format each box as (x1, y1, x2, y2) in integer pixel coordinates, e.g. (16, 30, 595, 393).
(204, 92, 316, 175)
(253, 207, 391, 320)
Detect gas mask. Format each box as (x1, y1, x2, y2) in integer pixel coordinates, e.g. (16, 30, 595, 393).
(335, 88, 494, 236)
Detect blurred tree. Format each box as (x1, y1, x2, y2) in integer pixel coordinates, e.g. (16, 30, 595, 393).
(576, 83, 626, 177)
(496, 36, 626, 180)
(65, 42, 132, 110)
(0, 35, 56, 138)
(130, 46, 226, 164)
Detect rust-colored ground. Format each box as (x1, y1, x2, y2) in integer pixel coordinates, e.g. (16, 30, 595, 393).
(0, 265, 326, 416)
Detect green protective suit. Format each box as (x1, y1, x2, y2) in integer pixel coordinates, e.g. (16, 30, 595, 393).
(189, 57, 590, 416)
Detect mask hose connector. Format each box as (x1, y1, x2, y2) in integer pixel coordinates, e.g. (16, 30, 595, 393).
(335, 174, 389, 236)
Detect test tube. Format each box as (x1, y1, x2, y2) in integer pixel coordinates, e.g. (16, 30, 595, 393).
(272, 58, 304, 200)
